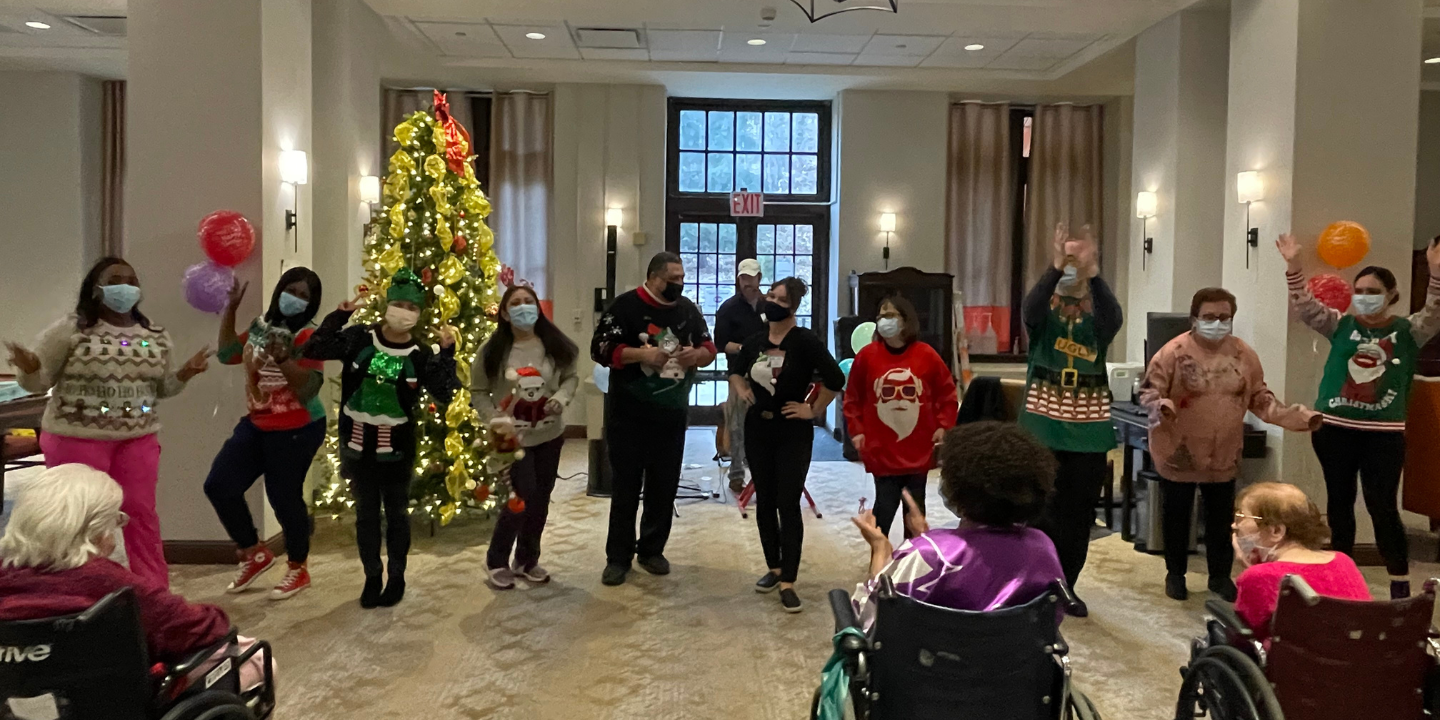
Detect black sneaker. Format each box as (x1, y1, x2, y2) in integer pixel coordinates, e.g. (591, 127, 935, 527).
(637, 555, 671, 575)
(601, 563, 629, 586)
(1065, 595, 1089, 618)
(1392, 579, 1411, 600)
(779, 588, 803, 613)
(1166, 574, 1189, 601)
(1208, 576, 1237, 603)
(377, 578, 406, 607)
(359, 576, 383, 609)
(755, 572, 782, 593)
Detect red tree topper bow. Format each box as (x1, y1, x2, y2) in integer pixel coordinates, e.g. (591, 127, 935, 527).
(432, 90, 472, 176)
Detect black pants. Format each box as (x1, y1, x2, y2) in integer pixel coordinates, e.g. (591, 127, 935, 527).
(873, 473, 928, 539)
(746, 414, 814, 583)
(487, 435, 565, 571)
(1312, 424, 1408, 575)
(203, 417, 326, 563)
(344, 458, 413, 579)
(1161, 478, 1235, 581)
(1035, 450, 1108, 589)
(605, 414, 687, 565)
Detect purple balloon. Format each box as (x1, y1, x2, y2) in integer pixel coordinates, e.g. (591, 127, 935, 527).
(183, 261, 234, 314)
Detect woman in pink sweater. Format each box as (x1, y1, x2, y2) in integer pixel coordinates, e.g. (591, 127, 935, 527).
(1139, 288, 1320, 602)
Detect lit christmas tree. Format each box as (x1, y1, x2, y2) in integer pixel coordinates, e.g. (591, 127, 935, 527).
(313, 90, 515, 526)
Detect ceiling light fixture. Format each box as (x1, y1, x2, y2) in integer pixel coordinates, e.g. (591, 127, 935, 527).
(748, 38, 767, 46)
(789, 0, 898, 24)
(964, 43, 984, 51)
(1426, 57, 1440, 65)
(25, 21, 50, 29)
(526, 32, 546, 40)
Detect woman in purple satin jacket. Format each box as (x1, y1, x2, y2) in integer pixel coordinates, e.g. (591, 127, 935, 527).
(852, 421, 1066, 628)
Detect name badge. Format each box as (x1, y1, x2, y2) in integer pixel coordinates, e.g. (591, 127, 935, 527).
(1054, 337, 1097, 363)
(768, 354, 785, 369)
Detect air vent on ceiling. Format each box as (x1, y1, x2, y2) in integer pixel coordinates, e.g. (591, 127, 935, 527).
(62, 15, 127, 36)
(574, 27, 644, 49)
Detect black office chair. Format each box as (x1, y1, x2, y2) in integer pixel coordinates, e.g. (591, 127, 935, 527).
(0, 587, 275, 720)
(814, 577, 1101, 720)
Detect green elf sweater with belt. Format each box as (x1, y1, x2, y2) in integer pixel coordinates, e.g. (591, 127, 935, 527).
(1018, 267, 1124, 453)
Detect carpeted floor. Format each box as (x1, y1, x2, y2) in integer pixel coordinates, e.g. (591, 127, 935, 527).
(11, 429, 1417, 720)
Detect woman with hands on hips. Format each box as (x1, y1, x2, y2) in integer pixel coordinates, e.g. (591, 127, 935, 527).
(6, 257, 209, 589)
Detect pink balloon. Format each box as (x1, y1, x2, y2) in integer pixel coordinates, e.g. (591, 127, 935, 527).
(183, 261, 235, 314)
(198, 210, 255, 267)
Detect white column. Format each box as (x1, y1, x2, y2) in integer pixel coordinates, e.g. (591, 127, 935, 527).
(1221, 0, 1423, 506)
(127, 0, 313, 546)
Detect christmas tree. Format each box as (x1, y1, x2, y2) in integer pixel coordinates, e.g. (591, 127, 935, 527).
(313, 90, 514, 526)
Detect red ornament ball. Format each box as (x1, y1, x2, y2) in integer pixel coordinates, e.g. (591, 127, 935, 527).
(422, 268, 433, 285)
(427, 403, 437, 413)
(452, 235, 467, 254)
(507, 495, 526, 514)
(473, 484, 490, 502)
(1307, 273, 1352, 312)
(197, 210, 256, 267)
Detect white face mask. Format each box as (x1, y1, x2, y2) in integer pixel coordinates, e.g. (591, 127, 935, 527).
(1058, 265, 1080, 290)
(876, 317, 902, 339)
(1236, 530, 1277, 565)
(1194, 319, 1232, 342)
(1351, 293, 1387, 317)
(384, 306, 419, 332)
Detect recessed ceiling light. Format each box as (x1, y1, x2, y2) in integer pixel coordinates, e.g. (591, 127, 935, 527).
(526, 32, 546, 40)
(748, 38, 767, 46)
(1427, 57, 1440, 65)
(964, 43, 985, 51)
(25, 21, 50, 29)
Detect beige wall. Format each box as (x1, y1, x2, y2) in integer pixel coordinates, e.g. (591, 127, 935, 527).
(0, 71, 102, 370)
(1417, 90, 1440, 249)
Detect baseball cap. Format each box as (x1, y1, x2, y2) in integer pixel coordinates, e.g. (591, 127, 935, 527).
(737, 259, 762, 278)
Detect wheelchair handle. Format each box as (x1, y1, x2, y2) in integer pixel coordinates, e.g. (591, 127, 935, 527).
(829, 589, 862, 633)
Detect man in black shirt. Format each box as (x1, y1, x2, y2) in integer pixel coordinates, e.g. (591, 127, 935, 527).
(712, 258, 766, 493)
(591, 251, 716, 586)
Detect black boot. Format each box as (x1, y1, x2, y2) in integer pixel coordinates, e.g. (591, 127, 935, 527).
(1165, 574, 1189, 601)
(360, 576, 383, 609)
(378, 577, 406, 607)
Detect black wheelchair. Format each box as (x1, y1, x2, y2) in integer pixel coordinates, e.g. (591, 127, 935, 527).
(1175, 574, 1440, 720)
(0, 587, 275, 720)
(814, 577, 1103, 720)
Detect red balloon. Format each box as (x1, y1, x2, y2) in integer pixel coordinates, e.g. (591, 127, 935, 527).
(1307, 273, 1352, 312)
(198, 211, 256, 267)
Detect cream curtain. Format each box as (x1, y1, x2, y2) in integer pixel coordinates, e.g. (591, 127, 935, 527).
(1024, 104, 1104, 290)
(489, 92, 552, 301)
(945, 102, 1014, 354)
(100, 80, 125, 257)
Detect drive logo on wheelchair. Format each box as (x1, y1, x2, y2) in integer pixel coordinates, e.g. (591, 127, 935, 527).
(0, 644, 51, 663)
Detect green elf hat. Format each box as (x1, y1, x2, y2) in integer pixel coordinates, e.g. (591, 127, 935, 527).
(387, 267, 426, 307)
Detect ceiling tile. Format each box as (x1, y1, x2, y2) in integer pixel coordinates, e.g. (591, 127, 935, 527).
(786, 52, 856, 66)
(919, 52, 995, 69)
(647, 29, 721, 52)
(412, 21, 510, 58)
(852, 53, 924, 67)
(931, 36, 1020, 57)
(491, 23, 580, 60)
(579, 48, 650, 61)
(860, 34, 945, 57)
(986, 53, 1058, 71)
(790, 33, 872, 54)
(1004, 35, 1095, 59)
(721, 31, 796, 52)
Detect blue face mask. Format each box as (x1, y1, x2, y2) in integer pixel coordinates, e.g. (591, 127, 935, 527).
(1351, 293, 1387, 317)
(508, 303, 540, 331)
(278, 291, 309, 317)
(100, 284, 141, 314)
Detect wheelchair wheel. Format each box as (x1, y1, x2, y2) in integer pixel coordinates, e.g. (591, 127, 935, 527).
(810, 685, 821, 720)
(158, 690, 255, 720)
(1067, 688, 1100, 720)
(1175, 646, 1275, 720)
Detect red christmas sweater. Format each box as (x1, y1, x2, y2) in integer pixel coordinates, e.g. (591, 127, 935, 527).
(842, 340, 959, 475)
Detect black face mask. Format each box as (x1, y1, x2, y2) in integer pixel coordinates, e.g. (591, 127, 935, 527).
(760, 300, 792, 323)
(661, 281, 684, 302)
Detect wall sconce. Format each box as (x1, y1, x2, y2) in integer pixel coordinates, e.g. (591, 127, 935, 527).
(1236, 171, 1263, 268)
(359, 175, 381, 205)
(596, 207, 624, 314)
(279, 150, 308, 234)
(879, 212, 897, 270)
(1136, 192, 1157, 271)
(606, 207, 624, 228)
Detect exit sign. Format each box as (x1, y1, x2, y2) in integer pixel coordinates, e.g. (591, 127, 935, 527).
(730, 191, 764, 217)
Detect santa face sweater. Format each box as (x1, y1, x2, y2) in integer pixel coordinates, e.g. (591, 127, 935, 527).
(16, 314, 188, 441)
(842, 340, 959, 475)
(472, 336, 580, 447)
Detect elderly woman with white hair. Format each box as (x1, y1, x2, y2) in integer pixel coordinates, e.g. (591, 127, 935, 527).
(0, 464, 232, 665)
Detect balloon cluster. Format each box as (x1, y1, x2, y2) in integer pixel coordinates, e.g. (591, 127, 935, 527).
(183, 210, 256, 313)
(1308, 221, 1372, 312)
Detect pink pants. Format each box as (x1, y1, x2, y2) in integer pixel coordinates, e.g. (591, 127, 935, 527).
(40, 432, 169, 588)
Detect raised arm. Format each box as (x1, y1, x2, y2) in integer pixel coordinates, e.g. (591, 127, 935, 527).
(1022, 268, 1063, 333)
(1090, 276, 1124, 345)
(217, 280, 248, 360)
(13, 316, 78, 393)
(302, 307, 364, 362)
(422, 332, 459, 404)
(1278, 233, 1341, 338)
(1407, 239, 1440, 346)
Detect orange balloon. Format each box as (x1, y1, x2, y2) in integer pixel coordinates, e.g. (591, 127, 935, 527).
(1316, 221, 1370, 269)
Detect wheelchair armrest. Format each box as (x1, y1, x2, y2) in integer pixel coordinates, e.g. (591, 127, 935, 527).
(169, 628, 239, 677)
(1204, 599, 1254, 638)
(829, 589, 861, 633)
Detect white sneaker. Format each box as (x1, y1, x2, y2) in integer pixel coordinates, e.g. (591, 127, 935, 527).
(514, 563, 550, 583)
(487, 565, 516, 590)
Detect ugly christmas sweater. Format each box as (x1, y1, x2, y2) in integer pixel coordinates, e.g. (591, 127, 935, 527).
(472, 336, 579, 448)
(842, 339, 958, 476)
(16, 314, 188, 441)
(303, 308, 458, 463)
(216, 317, 326, 431)
(590, 285, 716, 424)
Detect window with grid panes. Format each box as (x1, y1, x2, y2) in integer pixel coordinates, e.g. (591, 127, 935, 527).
(679, 221, 739, 408)
(670, 99, 830, 201)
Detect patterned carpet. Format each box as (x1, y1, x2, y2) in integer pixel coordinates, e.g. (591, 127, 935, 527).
(159, 432, 1420, 720)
